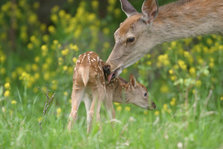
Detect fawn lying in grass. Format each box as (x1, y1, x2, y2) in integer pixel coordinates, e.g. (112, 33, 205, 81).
(67, 51, 156, 133)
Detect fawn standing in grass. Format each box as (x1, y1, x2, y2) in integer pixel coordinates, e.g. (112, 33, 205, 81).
(67, 51, 156, 133)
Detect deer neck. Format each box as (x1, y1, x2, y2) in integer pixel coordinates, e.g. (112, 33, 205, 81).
(152, 0, 222, 44)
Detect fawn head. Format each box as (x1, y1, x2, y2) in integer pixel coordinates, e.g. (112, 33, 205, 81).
(126, 74, 156, 110)
(106, 0, 159, 77)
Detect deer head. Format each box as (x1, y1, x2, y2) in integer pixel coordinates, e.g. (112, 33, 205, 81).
(106, 0, 159, 78)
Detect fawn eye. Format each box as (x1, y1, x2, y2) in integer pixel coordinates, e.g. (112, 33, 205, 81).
(144, 93, 147, 97)
(126, 37, 135, 43)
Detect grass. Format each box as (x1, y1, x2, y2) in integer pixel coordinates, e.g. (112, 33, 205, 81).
(1, 88, 223, 149)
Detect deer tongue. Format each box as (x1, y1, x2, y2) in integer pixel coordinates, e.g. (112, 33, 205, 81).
(107, 72, 115, 82)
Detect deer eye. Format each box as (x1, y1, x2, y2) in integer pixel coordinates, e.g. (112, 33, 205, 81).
(144, 93, 147, 97)
(126, 37, 135, 43)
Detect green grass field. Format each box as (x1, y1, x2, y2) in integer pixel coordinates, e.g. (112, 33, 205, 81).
(1, 85, 223, 149)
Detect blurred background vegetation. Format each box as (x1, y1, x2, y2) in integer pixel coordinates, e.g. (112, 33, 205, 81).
(0, 0, 223, 130)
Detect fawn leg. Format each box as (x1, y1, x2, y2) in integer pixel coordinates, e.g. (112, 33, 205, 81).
(87, 93, 97, 133)
(83, 94, 91, 129)
(67, 88, 84, 130)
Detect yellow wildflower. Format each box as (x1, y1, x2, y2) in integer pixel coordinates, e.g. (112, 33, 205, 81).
(171, 75, 177, 81)
(196, 80, 202, 87)
(114, 102, 120, 106)
(160, 85, 169, 93)
(189, 67, 196, 75)
(154, 110, 160, 116)
(61, 49, 69, 56)
(170, 98, 176, 106)
(125, 106, 131, 112)
(169, 69, 174, 75)
(72, 57, 77, 63)
(163, 104, 168, 111)
(4, 90, 10, 97)
(41, 45, 48, 52)
(4, 82, 10, 89)
(64, 92, 68, 96)
(117, 106, 122, 111)
(63, 66, 68, 71)
(48, 25, 55, 33)
(220, 96, 223, 101)
(11, 100, 17, 105)
(57, 108, 62, 117)
(92, 0, 98, 10)
(144, 110, 148, 115)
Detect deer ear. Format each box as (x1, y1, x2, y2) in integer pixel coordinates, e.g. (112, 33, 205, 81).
(120, 0, 138, 17)
(141, 0, 159, 24)
(129, 74, 137, 87)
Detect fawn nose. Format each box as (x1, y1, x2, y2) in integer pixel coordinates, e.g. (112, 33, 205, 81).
(152, 102, 156, 109)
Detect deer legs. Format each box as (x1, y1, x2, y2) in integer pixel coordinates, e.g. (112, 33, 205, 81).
(67, 88, 84, 130)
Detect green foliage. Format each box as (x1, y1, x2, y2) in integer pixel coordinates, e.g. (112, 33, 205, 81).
(0, 0, 223, 148)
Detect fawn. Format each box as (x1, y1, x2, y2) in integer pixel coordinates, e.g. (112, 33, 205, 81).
(67, 51, 156, 133)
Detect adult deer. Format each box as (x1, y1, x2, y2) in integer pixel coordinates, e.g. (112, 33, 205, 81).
(67, 51, 156, 133)
(106, 0, 223, 79)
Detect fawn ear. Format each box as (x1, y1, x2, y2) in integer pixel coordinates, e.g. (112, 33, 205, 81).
(129, 74, 137, 87)
(120, 0, 138, 17)
(141, 0, 159, 24)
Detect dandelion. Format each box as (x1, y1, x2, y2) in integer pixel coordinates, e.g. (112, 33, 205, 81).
(171, 75, 177, 81)
(35, 56, 40, 63)
(178, 60, 187, 70)
(163, 104, 168, 111)
(63, 66, 68, 71)
(59, 10, 66, 18)
(44, 72, 50, 81)
(114, 102, 120, 106)
(125, 106, 131, 112)
(169, 69, 174, 75)
(220, 96, 223, 101)
(48, 25, 55, 34)
(189, 67, 196, 75)
(154, 110, 160, 116)
(170, 98, 176, 106)
(11, 100, 17, 105)
(41, 45, 48, 53)
(4, 82, 10, 89)
(160, 85, 169, 93)
(209, 62, 214, 68)
(27, 43, 33, 50)
(4, 90, 10, 97)
(51, 14, 58, 23)
(61, 49, 69, 56)
(195, 80, 202, 87)
(72, 57, 77, 63)
(92, 0, 98, 10)
(57, 108, 62, 117)
(117, 106, 122, 111)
